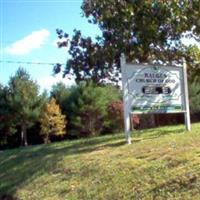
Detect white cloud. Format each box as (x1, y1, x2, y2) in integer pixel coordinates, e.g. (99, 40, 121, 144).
(37, 73, 75, 92)
(5, 29, 50, 55)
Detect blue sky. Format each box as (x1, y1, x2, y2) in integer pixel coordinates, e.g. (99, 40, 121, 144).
(0, 0, 101, 91)
(1, 1, 199, 92)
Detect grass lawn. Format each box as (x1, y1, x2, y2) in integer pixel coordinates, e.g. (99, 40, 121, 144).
(1, 123, 200, 200)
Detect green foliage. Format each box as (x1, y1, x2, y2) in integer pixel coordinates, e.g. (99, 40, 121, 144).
(40, 98, 66, 143)
(50, 82, 71, 115)
(1, 123, 200, 199)
(66, 82, 121, 136)
(82, 0, 199, 62)
(8, 68, 46, 146)
(189, 80, 200, 114)
(185, 45, 200, 81)
(9, 68, 40, 124)
(0, 84, 16, 146)
(56, 0, 200, 83)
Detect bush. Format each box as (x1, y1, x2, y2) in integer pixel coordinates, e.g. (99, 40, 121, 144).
(106, 101, 124, 132)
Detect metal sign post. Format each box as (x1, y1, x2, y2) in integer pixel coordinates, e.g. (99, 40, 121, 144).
(120, 54, 132, 144)
(183, 58, 191, 131)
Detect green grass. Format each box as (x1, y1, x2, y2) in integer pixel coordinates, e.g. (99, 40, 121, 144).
(1, 123, 200, 200)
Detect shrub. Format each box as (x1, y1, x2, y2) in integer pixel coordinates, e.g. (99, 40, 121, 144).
(107, 101, 124, 132)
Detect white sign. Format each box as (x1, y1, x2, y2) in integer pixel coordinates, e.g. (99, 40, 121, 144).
(124, 64, 185, 114)
(120, 55, 191, 144)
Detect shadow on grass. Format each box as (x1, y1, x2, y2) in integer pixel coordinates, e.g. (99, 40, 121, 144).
(0, 126, 184, 195)
(0, 134, 124, 194)
(134, 126, 185, 140)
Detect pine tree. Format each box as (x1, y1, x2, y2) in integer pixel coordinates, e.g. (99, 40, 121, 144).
(40, 98, 66, 143)
(8, 68, 45, 146)
(0, 84, 16, 147)
(189, 80, 200, 114)
(50, 82, 71, 115)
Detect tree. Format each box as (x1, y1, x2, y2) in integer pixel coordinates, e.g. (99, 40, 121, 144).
(55, 0, 200, 83)
(50, 82, 71, 115)
(0, 84, 16, 147)
(66, 82, 121, 137)
(40, 98, 66, 143)
(8, 68, 45, 146)
(107, 101, 124, 132)
(189, 80, 200, 114)
(184, 45, 200, 82)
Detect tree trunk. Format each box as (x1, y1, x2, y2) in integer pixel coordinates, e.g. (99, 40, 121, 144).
(44, 137, 48, 144)
(44, 135, 50, 144)
(21, 124, 28, 146)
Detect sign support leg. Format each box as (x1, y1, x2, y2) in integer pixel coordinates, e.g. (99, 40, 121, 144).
(124, 108, 131, 144)
(184, 111, 191, 131)
(183, 58, 191, 131)
(121, 54, 132, 144)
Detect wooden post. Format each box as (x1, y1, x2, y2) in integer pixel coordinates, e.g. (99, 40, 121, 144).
(120, 54, 131, 144)
(183, 58, 191, 131)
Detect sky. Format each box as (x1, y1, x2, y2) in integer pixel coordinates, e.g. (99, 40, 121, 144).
(1, 1, 199, 92)
(0, 0, 101, 91)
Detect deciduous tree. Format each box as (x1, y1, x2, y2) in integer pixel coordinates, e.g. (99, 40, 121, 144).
(55, 0, 200, 83)
(107, 101, 124, 132)
(40, 98, 66, 143)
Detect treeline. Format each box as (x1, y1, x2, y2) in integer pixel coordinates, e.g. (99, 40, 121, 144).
(0, 68, 124, 149)
(1, 67, 200, 149)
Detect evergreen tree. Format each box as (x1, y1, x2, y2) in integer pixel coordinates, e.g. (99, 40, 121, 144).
(50, 82, 71, 115)
(189, 80, 200, 114)
(66, 82, 121, 137)
(40, 98, 66, 143)
(0, 84, 16, 147)
(8, 68, 45, 146)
